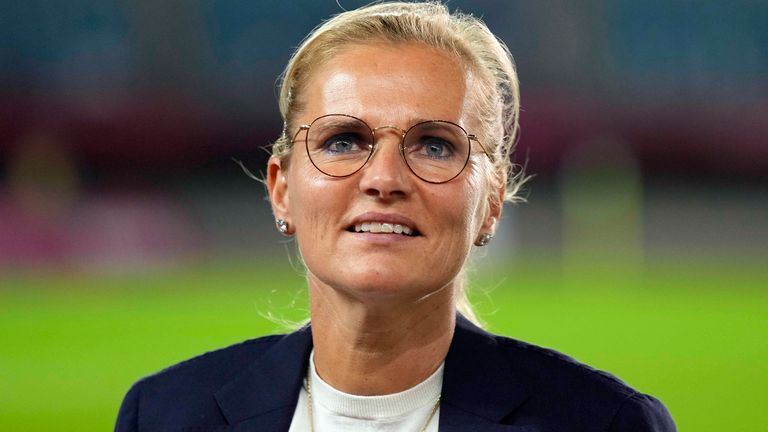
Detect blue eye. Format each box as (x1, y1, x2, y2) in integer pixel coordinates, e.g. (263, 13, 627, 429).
(416, 137, 455, 160)
(323, 133, 365, 154)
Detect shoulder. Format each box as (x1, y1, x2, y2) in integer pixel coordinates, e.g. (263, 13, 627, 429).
(115, 334, 285, 431)
(450, 318, 676, 431)
(495, 334, 676, 431)
(501, 335, 673, 422)
(493, 333, 637, 397)
(134, 334, 284, 396)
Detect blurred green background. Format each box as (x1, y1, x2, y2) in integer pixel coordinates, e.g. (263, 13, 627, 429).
(2, 258, 767, 431)
(2, 1, 767, 431)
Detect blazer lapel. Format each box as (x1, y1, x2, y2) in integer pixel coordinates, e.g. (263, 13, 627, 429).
(214, 325, 313, 432)
(212, 315, 529, 432)
(439, 315, 531, 431)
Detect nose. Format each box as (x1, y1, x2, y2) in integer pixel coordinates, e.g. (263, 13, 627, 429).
(358, 129, 413, 199)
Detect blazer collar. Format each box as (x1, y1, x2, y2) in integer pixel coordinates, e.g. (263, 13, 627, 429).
(214, 325, 313, 430)
(439, 315, 531, 431)
(214, 315, 530, 431)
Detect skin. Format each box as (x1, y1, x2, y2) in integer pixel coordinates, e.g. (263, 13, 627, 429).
(267, 41, 503, 395)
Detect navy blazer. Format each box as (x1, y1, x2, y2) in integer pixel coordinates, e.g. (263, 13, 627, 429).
(115, 315, 675, 431)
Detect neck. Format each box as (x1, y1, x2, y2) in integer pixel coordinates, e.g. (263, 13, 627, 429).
(308, 275, 456, 396)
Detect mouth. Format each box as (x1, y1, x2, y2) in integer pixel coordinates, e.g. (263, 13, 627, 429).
(347, 221, 421, 237)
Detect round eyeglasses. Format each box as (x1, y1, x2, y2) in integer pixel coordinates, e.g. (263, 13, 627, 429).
(291, 114, 491, 184)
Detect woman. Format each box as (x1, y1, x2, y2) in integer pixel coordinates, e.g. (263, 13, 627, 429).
(116, 2, 675, 431)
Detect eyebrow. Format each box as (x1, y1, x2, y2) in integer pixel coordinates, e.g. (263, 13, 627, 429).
(409, 117, 434, 124)
(316, 118, 366, 129)
(317, 114, 466, 130)
(366, 116, 465, 128)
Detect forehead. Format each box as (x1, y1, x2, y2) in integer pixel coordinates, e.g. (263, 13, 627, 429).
(300, 42, 475, 128)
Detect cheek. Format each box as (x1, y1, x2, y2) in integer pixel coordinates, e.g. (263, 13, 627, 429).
(463, 162, 490, 232)
(430, 173, 485, 253)
(289, 165, 335, 238)
(289, 165, 360, 266)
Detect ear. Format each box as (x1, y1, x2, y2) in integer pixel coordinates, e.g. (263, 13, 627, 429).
(267, 156, 290, 223)
(480, 184, 504, 234)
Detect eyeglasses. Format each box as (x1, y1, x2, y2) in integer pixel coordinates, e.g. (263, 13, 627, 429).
(291, 114, 491, 184)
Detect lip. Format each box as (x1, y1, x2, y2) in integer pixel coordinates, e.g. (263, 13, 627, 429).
(347, 212, 421, 236)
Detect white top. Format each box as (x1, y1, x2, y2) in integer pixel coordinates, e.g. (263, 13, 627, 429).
(288, 352, 443, 432)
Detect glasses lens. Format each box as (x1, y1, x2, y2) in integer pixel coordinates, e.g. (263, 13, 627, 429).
(403, 121, 470, 183)
(306, 115, 374, 177)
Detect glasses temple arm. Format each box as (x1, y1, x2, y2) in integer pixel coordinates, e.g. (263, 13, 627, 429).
(468, 135, 492, 158)
(291, 125, 311, 143)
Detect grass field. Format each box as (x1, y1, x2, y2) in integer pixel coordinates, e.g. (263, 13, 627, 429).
(1, 258, 766, 431)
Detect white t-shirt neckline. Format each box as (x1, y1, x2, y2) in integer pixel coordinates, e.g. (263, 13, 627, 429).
(308, 351, 444, 419)
(287, 350, 444, 431)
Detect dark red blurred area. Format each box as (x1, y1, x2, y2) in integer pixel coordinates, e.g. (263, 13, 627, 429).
(2, 91, 766, 186)
(519, 93, 768, 180)
(1, 93, 225, 171)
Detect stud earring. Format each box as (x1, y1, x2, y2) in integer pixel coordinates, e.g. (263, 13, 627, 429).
(476, 233, 493, 247)
(276, 218, 290, 235)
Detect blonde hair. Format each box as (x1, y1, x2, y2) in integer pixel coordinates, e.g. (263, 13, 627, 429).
(271, 1, 524, 326)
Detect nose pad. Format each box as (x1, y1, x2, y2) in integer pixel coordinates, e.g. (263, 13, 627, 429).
(368, 126, 408, 169)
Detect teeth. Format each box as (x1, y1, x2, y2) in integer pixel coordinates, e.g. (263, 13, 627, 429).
(353, 222, 414, 236)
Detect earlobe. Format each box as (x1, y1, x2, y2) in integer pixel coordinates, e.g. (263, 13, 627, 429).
(267, 156, 290, 221)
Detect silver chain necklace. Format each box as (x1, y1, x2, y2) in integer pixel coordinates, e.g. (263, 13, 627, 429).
(304, 371, 441, 432)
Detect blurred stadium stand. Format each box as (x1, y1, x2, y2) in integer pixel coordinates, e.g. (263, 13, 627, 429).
(1, 1, 766, 271)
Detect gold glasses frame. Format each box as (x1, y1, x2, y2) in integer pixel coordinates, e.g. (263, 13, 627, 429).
(291, 113, 491, 184)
